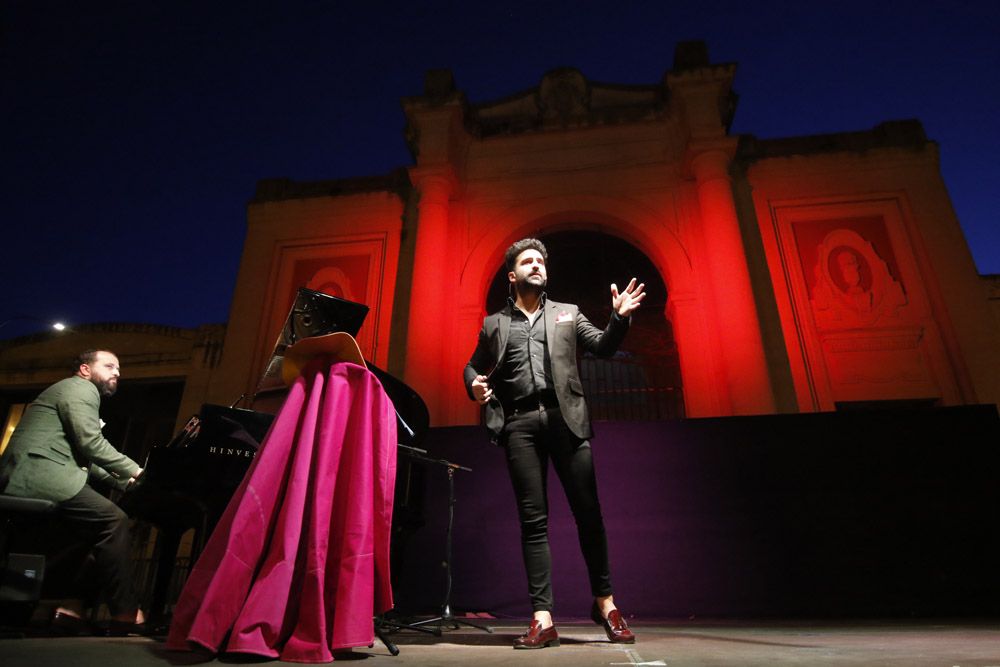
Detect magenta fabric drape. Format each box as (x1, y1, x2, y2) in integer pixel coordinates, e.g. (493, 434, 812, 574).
(166, 361, 397, 663)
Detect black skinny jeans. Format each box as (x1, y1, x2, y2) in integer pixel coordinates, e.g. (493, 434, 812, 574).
(502, 404, 613, 612)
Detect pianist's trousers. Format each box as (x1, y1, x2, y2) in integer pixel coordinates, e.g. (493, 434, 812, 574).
(502, 404, 613, 613)
(56, 484, 138, 616)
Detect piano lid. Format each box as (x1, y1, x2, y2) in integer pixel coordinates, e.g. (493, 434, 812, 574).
(256, 288, 369, 395)
(253, 287, 428, 447)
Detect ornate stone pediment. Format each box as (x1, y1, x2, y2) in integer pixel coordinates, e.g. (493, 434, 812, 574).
(466, 68, 667, 136)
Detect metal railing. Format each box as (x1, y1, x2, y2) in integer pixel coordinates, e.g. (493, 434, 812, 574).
(580, 351, 684, 421)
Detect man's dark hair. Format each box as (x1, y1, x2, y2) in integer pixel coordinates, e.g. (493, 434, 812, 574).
(74, 349, 111, 372)
(504, 238, 548, 272)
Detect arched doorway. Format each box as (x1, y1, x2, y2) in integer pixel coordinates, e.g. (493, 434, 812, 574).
(485, 230, 684, 420)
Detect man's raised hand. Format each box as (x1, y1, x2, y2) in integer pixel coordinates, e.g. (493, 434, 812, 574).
(611, 278, 646, 317)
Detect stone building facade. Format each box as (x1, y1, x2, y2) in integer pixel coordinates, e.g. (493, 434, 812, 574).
(206, 42, 999, 425)
(4, 42, 997, 437)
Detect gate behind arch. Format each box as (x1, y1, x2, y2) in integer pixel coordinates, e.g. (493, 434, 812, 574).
(486, 230, 684, 420)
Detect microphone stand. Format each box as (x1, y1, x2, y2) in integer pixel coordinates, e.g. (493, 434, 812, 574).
(402, 448, 493, 635)
(373, 444, 442, 655)
(375, 445, 492, 653)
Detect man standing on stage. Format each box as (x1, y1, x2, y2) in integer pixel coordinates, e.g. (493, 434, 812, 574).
(0, 349, 145, 630)
(464, 238, 645, 649)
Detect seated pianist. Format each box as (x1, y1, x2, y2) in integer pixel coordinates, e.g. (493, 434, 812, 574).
(0, 349, 145, 633)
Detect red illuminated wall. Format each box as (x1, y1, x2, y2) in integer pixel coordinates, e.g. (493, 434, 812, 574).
(394, 65, 997, 423)
(746, 161, 985, 410)
(211, 51, 1000, 424)
(209, 184, 405, 407)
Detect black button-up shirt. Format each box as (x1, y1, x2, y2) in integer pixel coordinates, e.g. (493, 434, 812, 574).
(496, 298, 552, 405)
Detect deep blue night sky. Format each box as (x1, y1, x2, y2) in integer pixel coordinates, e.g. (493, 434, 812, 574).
(3, 1, 998, 339)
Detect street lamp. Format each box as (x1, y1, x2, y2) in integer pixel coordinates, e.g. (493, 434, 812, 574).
(0, 316, 70, 334)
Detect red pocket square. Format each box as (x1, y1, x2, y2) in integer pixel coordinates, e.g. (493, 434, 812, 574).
(556, 311, 573, 323)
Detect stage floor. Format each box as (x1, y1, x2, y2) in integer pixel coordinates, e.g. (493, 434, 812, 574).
(2, 619, 999, 666)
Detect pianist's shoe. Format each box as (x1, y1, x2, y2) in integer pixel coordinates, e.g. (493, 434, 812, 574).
(50, 609, 89, 636)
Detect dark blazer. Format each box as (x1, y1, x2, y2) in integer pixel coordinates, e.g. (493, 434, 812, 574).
(464, 297, 629, 444)
(0, 375, 139, 502)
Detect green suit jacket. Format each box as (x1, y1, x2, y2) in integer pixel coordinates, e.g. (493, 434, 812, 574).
(0, 375, 140, 502)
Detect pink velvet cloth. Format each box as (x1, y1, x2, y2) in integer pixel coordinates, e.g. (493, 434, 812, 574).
(166, 361, 397, 663)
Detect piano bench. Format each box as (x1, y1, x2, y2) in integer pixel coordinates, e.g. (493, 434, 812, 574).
(0, 495, 57, 516)
(0, 495, 56, 617)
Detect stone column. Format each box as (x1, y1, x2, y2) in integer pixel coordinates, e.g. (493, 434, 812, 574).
(689, 142, 775, 413)
(667, 291, 725, 417)
(403, 166, 455, 424)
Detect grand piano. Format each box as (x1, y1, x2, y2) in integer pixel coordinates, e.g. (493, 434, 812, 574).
(121, 288, 429, 621)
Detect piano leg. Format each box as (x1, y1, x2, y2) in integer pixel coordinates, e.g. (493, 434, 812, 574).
(149, 528, 181, 625)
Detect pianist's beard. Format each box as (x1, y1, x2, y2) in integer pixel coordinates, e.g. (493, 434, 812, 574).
(91, 376, 118, 398)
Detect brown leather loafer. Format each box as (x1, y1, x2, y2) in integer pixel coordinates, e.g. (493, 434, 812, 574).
(513, 620, 560, 649)
(591, 602, 635, 643)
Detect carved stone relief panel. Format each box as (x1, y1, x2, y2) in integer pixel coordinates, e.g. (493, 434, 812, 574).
(769, 207, 961, 408)
(807, 228, 907, 329)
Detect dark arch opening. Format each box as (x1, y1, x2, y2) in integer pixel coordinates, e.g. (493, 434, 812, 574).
(486, 230, 684, 420)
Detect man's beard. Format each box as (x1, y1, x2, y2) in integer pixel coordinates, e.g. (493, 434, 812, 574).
(516, 273, 546, 293)
(92, 377, 117, 397)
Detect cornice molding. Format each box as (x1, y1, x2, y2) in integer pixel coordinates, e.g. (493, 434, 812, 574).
(736, 120, 930, 163)
(253, 169, 411, 204)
